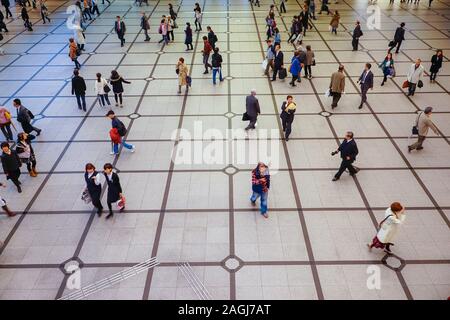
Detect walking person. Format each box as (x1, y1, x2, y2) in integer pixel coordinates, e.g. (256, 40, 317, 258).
(271, 44, 284, 82)
(167, 16, 174, 42)
(357, 63, 374, 109)
(176, 57, 189, 94)
(106, 110, 135, 154)
(21, 5, 33, 31)
(39, 0, 51, 24)
(207, 26, 217, 49)
(1, 142, 22, 193)
(169, 3, 177, 28)
(352, 20, 363, 51)
(103, 163, 124, 219)
(388, 22, 405, 54)
(280, 95, 297, 141)
(329, 65, 345, 109)
(13, 99, 41, 136)
(287, 16, 299, 44)
(193, 2, 202, 32)
(140, 11, 150, 41)
(114, 16, 126, 47)
(299, 6, 310, 36)
(16, 132, 37, 177)
(211, 47, 223, 85)
(280, 0, 286, 13)
(95, 73, 111, 107)
(318, 0, 331, 15)
(158, 18, 169, 45)
(304, 45, 314, 79)
(329, 10, 340, 34)
(408, 107, 439, 152)
(429, 49, 443, 83)
(91, 0, 100, 16)
(0, 10, 8, 32)
(331, 131, 359, 181)
(406, 58, 424, 96)
(109, 70, 131, 108)
(1, 0, 12, 19)
(264, 39, 275, 77)
(289, 51, 302, 87)
(0, 106, 14, 141)
(244, 89, 260, 131)
(84, 163, 103, 216)
(250, 162, 270, 218)
(184, 22, 193, 50)
(309, 0, 317, 20)
(69, 38, 81, 69)
(368, 202, 406, 253)
(82, 0, 92, 20)
(201, 35, 213, 74)
(71, 69, 87, 111)
(379, 53, 394, 86)
(0, 183, 15, 216)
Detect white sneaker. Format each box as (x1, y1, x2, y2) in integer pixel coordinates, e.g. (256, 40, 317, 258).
(130, 146, 135, 153)
(110, 151, 116, 155)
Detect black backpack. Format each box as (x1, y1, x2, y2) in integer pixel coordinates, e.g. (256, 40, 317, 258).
(115, 119, 127, 136)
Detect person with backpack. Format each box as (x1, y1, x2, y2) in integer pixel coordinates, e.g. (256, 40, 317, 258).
(0, 106, 14, 141)
(103, 162, 124, 219)
(368, 202, 406, 253)
(207, 26, 217, 49)
(13, 99, 41, 136)
(184, 22, 193, 50)
(140, 11, 150, 42)
(16, 132, 37, 177)
(69, 38, 81, 69)
(211, 47, 223, 85)
(109, 70, 131, 108)
(71, 69, 87, 111)
(106, 110, 135, 154)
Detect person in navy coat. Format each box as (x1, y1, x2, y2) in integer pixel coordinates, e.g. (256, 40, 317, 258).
(103, 163, 123, 219)
(332, 132, 359, 181)
(357, 63, 373, 109)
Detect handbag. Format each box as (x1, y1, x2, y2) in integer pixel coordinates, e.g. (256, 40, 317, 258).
(186, 75, 192, 87)
(81, 188, 92, 204)
(402, 80, 409, 89)
(175, 68, 179, 75)
(388, 40, 395, 47)
(103, 84, 111, 93)
(417, 80, 423, 88)
(116, 195, 126, 210)
(312, 59, 316, 66)
(412, 112, 422, 135)
(262, 59, 268, 71)
(377, 215, 393, 232)
(388, 66, 395, 77)
(279, 67, 287, 80)
(242, 112, 250, 121)
(325, 88, 332, 98)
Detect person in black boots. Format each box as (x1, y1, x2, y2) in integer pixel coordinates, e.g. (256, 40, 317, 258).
(84, 163, 103, 216)
(1, 142, 22, 193)
(71, 69, 87, 111)
(16, 132, 37, 177)
(331, 131, 359, 181)
(103, 163, 123, 219)
(0, 186, 16, 216)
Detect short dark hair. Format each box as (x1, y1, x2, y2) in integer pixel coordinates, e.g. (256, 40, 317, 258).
(366, 63, 372, 69)
(17, 132, 26, 141)
(400, 22, 405, 27)
(1, 142, 10, 149)
(202, 36, 207, 40)
(106, 110, 115, 117)
(214, 47, 219, 53)
(116, 16, 121, 19)
(338, 65, 344, 71)
(179, 57, 184, 63)
(13, 98, 21, 105)
(286, 95, 293, 100)
(103, 163, 113, 170)
(424, 107, 433, 114)
(346, 131, 354, 138)
(73, 69, 79, 76)
(85, 163, 96, 171)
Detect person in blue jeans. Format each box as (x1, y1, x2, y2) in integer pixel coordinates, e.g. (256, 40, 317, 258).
(250, 162, 270, 218)
(211, 47, 224, 85)
(106, 110, 135, 155)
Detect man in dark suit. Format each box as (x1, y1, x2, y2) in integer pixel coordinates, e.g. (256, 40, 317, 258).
(71, 69, 87, 111)
(299, 7, 309, 36)
(357, 63, 373, 109)
(271, 44, 284, 81)
(245, 89, 261, 130)
(352, 20, 363, 51)
(388, 22, 405, 54)
(332, 131, 359, 181)
(114, 16, 126, 47)
(13, 98, 41, 136)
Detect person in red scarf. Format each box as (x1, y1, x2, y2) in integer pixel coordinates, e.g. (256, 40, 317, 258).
(250, 162, 270, 218)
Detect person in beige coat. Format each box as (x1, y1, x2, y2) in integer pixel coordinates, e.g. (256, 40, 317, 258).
(329, 65, 345, 109)
(330, 10, 340, 34)
(408, 107, 440, 152)
(176, 57, 189, 94)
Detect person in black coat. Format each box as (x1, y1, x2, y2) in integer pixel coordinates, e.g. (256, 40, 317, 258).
(109, 70, 131, 107)
(388, 22, 405, 54)
(1, 142, 22, 192)
(271, 44, 284, 81)
(0, 10, 9, 32)
(1, 0, 13, 19)
(332, 131, 359, 181)
(103, 163, 123, 219)
(357, 63, 374, 109)
(114, 16, 126, 47)
(299, 7, 309, 36)
(84, 163, 103, 216)
(21, 5, 33, 31)
(429, 49, 443, 82)
(352, 21, 363, 51)
(13, 98, 41, 136)
(71, 69, 87, 111)
(280, 95, 296, 141)
(207, 26, 217, 49)
(245, 89, 261, 130)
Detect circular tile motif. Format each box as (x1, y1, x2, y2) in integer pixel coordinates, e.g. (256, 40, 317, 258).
(225, 76, 233, 80)
(128, 113, 141, 119)
(224, 165, 238, 175)
(224, 257, 240, 270)
(145, 77, 155, 81)
(223, 112, 235, 119)
(319, 111, 332, 117)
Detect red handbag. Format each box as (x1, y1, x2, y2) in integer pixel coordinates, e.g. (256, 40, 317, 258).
(402, 80, 409, 89)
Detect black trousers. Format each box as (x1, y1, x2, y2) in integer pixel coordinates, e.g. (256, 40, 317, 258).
(331, 92, 342, 108)
(7, 170, 21, 189)
(360, 85, 369, 106)
(246, 116, 257, 130)
(388, 40, 402, 53)
(430, 72, 438, 81)
(335, 159, 357, 179)
(304, 65, 312, 77)
(282, 118, 293, 139)
(92, 196, 103, 212)
(114, 93, 123, 104)
(4, 6, 12, 18)
(352, 37, 359, 50)
(280, 2, 286, 13)
(272, 66, 281, 80)
(195, 18, 201, 31)
(118, 34, 125, 46)
(0, 124, 13, 140)
(91, 5, 100, 15)
(41, 11, 51, 23)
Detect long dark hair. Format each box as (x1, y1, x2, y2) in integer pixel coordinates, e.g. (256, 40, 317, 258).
(110, 70, 119, 79)
(96, 73, 102, 82)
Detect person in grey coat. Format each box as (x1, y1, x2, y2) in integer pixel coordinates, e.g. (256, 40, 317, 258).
(408, 107, 440, 152)
(245, 89, 261, 131)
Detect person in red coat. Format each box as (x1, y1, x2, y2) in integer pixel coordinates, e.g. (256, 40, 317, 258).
(109, 127, 121, 155)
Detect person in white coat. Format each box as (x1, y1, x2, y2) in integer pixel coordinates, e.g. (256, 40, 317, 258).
(74, 27, 86, 51)
(406, 59, 424, 96)
(95, 72, 111, 107)
(368, 202, 406, 253)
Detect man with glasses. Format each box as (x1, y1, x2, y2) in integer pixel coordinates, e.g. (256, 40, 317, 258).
(331, 131, 359, 181)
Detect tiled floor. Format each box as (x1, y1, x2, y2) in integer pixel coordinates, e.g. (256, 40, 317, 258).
(0, 0, 449, 300)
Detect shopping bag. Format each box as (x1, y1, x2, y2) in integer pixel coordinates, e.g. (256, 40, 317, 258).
(324, 88, 332, 98)
(262, 59, 268, 71)
(417, 80, 423, 88)
(116, 195, 126, 210)
(402, 80, 409, 89)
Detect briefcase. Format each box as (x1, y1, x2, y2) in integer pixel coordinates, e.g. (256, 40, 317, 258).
(242, 112, 250, 121)
(279, 68, 287, 80)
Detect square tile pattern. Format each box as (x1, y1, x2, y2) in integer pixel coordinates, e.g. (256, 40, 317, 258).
(0, 0, 449, 300)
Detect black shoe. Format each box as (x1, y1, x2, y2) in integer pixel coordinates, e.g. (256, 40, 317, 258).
(203, 71, 208, 74)
(332, 177, 339, 181)
(36, 129, 41, 136)
(381, 82, 384, 86)
(97, 209, 103, 217)
(285, 137, 289, 141)
(407, 146, 412, 153)
(416, 146, 423, 150)
(353, 166, 360, 174)
(119, 206, 125, 213)
(17, 186, 22, 193)
(106, 213, 113, 219)
(358, 104, 363, 109)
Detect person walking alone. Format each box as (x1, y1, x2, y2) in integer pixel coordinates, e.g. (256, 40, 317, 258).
(352, 20, 363, 51)
(0, 183, 15, 216)
(329, 65, 345, 109)
(250, 162, 270, 218)
(106, 110, 135, 154)
(184, 22, 193, 50)
(109, 70, 131, 108)
(13, 99, 41, 136)
(211, 47, 223, 85)
(357, 63, 373, 109)
(379, 53, 394, 86)
(408, 107, 439, 152)
(40, 0, 51, 24)
(331, 131, 359, 181)
(271, 44, 284, 82)
(69, 38, 81, 69)
(140, 12, 150, 41)
(280, 95, 297, 141)
(201, 35, 213, 74)
(305, 45, 314, 79)
(406, 58, 424, 96)
(429, 49, 443, 83)
(368, 202, 406, 253)
(388, 22, 405, 54)
(176, 57, 189, 94)
(71, 69, 87, 111)
(0, 106, 14, 141)
(1, 0, 13, 19)
(114, 16, 126, 47)
(244, 89, 261, 131)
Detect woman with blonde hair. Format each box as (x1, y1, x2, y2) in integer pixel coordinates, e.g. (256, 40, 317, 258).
(176, 57, 189, 94)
